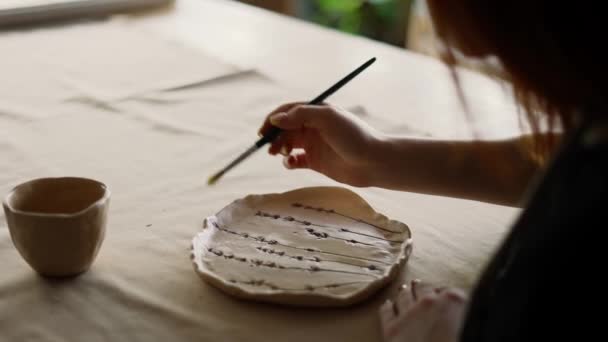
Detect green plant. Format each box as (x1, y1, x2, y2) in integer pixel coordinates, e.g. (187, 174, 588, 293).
(311, 0, 411, 46)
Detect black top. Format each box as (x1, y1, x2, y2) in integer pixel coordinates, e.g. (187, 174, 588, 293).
(460, 116, 607, 341)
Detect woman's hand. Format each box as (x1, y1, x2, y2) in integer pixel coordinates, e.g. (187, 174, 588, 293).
(379, 280, 467, 342)
(259, 102, 540, 207)
(258, 102, 382, 187)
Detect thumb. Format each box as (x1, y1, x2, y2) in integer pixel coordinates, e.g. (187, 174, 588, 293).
(269, 112, 292, 129)
(268, 105, 328, 131)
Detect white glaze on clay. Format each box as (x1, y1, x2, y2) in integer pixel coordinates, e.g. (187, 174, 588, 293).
(191, 186, 412, 307)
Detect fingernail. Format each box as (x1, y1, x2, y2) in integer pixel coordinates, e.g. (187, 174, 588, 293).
(269, 112, 287, 126)
(283, 155, 296, 168)
(391, 301, 399, 316)
(258, 131, 263, 138)
(280, 145, 288, 156)
(411, 280, 419, 300)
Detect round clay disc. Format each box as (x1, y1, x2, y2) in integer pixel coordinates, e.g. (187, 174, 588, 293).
(191, 186, 412, 307)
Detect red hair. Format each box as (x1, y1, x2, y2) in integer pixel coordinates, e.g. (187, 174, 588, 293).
(427, 1, 606, 161)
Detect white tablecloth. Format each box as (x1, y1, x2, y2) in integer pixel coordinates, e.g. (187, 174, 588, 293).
(0, 16, 519, 342)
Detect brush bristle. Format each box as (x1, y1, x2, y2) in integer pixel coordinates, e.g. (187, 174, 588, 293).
(207, 174, 220, 185)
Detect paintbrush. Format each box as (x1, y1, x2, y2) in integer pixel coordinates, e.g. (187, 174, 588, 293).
(208, 57, 376, 185)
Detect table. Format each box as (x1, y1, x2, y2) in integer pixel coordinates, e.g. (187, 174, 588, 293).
(0, 1, 521, 341)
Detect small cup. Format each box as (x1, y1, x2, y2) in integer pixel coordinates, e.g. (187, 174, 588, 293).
(2, 177, 110, 277)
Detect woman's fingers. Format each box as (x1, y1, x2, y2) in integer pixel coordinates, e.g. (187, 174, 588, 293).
(411, 279, 437, 301)
(282, 151, 309, 169)
(379, 284, 415, 327)
(258, 102, 304, 137)
(380, 299, 397, 323)
(439, 288, 467, 303)
(268, 130, 311, 156)
(262, 104, 335, 137)
(379, 279, 468, 342)
(269, 132, 292, 156)
(396, 284, 415, 315)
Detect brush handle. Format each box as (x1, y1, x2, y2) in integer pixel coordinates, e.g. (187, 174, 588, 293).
(255, 126, 281, 147)
(254, 57, 375, 149)
(253, 93, 330, 148)
(207, 57, 375, 185)
(254, 98, 318, 148)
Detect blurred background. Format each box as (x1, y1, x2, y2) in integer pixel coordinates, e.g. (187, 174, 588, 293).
(1, 0, 500, 78)
(237, 0, 438, 57)
(236, 0, 502, 78)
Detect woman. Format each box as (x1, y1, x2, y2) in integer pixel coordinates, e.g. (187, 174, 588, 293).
(258, 1, 605, 341)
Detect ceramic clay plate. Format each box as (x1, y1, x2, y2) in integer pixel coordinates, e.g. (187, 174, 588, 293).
(191, 186, 412, 307)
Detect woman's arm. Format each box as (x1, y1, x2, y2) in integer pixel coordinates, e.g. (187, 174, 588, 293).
(260, 103, 559, 207)
(368, 133, 556, 207)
